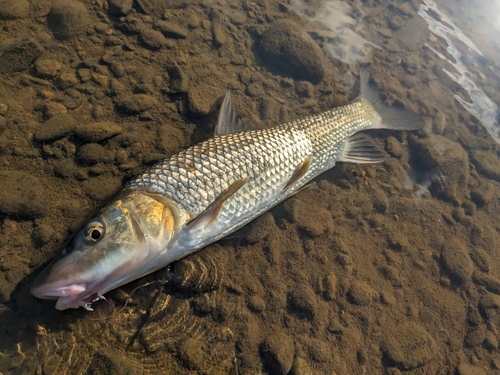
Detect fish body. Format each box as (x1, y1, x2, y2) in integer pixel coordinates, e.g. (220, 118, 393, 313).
(31, 71, 423, 310)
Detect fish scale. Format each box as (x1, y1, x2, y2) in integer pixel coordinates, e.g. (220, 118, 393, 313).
(126, 97, 379, 239)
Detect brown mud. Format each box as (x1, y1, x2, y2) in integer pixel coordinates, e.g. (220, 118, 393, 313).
(1, 0, 500, 374)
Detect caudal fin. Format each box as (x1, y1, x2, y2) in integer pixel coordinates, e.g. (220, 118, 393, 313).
(360, 69, 424, 131)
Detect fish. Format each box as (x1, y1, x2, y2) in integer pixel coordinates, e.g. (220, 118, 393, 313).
(31, 70, 423, 310)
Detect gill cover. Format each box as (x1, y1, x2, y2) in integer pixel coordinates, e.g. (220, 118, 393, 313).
(31, 191, 179, 310)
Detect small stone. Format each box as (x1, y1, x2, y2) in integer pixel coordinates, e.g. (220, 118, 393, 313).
(110, 62, 125, 78)
(470, 182, 494, 207)
(287, 285, 317, 320)
(34, 59, 62, 78)
(248, 295, 266, 313)
(44, 102, 67, 118)
(91, 73, 109, 87)
(0, 0, 30, 19)
(187, 86, 219, 116)
(485, 331, 498, 350)
(381, 322, 437, 371)
(473, 272, 500, 295)
(321, 273, 337, 301)
(116, 94, 158, 114)
(284, 198, 333, 237)
(56, 72, 78, 89)
(80, 175, 121, 201)
(47, 0, 90, 40)
(107, 0, 133, 15)
(457, 363, 487, 375)
(77, 143, 115, 164)
(470, 248, 491, 273)
(32, 222, 56, 247)
(166, 61, 189, 93)
(178, 338, 207, 370)
(433, 112, 446, 134)
(348, 280, 375, 305)
(388, 15, 403, 31)
(470, 149, 500, 181)
(357, 347, 368, 365)
(290, 357, 313, 375)
(139, 29, 167, 50)
(0, 171, 50, 219)
(153, 20, 187, 39)
(35, 114, 77, 142)
(76, 121, 123, 142)
(464, 326, 486, 348)
(210, 10, 226, 47)
(260, 333, 294, 375)
(258, 20, 325, 84)
(372, 188, 390, 213)
(441, 238, 473, 285)
(187, 12, 199, 29)
(0, 36, 43, 73)
(385, 136, 403, 158)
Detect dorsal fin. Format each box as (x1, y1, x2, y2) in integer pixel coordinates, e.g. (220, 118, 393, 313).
(215, 90, 251, 136)
(186, 177, 249, 229)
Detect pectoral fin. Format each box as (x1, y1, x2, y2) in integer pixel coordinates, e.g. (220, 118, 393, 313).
(187, 177, 249, 229)
(283, 156, 313, 193)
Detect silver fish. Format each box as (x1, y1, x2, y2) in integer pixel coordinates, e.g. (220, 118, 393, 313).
(31, 70, 423, 310)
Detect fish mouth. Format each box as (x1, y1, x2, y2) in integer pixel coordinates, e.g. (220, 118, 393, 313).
(31, 281, 104, 310)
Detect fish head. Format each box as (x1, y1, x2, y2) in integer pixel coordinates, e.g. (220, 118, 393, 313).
(31, 192, 179, 310)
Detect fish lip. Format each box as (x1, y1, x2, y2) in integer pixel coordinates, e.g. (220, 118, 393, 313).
(31, 282, 88, 300)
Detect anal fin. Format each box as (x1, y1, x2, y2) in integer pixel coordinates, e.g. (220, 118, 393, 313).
(283, 156, 313, 193)
(187, 177, 249, 229)
(338, 133, 389, 164)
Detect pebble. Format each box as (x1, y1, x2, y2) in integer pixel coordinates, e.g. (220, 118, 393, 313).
(441, 238, 473, 285)
(347, 280, 375, 305)
(76, 121, 123, 143)
(153, 20, 187, 39)
(34, 59, 62, 79)
(44, 102, 67, 118)
(34, 114, 77, 142)
(485, 331, 498, 350)
(47, 0, 90, 40)
(470, 181, 495, 207)
(260, 333, 295, 375)
(248, 295, 266, 313)
(456, 363, 487, 375)
(178, 338, 207, 370)
(0, 0, 29, 19)
(470, 149, 500, 181)
(321, 272, 337, 301)
(0, 36, 43, 73)
(413, 135, 469, 202)
(166, 61, 189, 93)
(0, 171, 50, 219)
(473, 272, 500, 295)
(139, 29, 167, 50)
(76, 143, 115, 164)
(470, 248, 491, 273)
(80, 174, 122, 201)
(381, 322, 437, 370)
(116, 94, 158, 114)
(258, 20, 325, 84)
(210, 10, 226, 47)
(464, 325, 486, 348)
(284, 198, 333, 237)
(287, 284, 317, 320)
(187, 86, 218, 116)
(385, 136, 403, 158)
(290, 357, 313, 375)
(107, 0, 133, 15)
(56, 72, 78, 89)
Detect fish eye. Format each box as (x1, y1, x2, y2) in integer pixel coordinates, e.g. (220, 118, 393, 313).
(84, 222, 105, 242)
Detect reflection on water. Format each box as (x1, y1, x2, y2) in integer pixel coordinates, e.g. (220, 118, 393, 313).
(291, 0, 379, 67)
(418, 0, 500, 143)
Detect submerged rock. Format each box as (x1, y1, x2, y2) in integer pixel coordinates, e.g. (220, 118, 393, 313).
(47, 0, 90, 40)
(260, 333, 295, 375)
(0, 171, 49, 219)
(258, 20, 325, 84)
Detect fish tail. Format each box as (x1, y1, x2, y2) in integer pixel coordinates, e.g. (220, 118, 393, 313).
(360, 69, 424, 131)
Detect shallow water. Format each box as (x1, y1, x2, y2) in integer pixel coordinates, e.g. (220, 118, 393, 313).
(1, 0, 500, 374)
